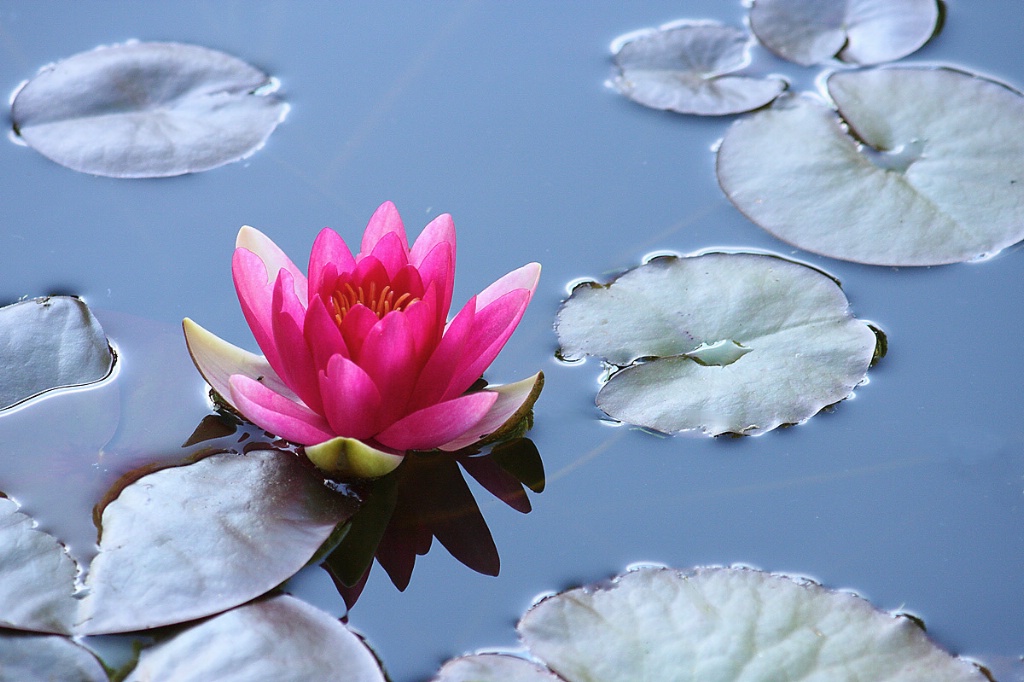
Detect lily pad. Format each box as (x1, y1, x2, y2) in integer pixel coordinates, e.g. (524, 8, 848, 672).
(717, 67, 1024, 266)
(0, 630, 107, 682)
(611, 22, 787, 116)
(0, 296, 114, 410)
(434, 654, 561, 682)
(749, 0, 939, 66)
(555, 254, 880, 436)
(78, 449, 357, 634)
(509, 566, 990, 682)
(11, 41, 288, 178)
(124, 595, 385, 681)
(0, 497, 78, 634)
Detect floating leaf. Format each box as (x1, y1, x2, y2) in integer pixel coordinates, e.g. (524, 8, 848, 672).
(0, 498, 78, 634)
(433, 654, 561, 682)
(0, 630, 107, 682)
(124, 595, 385, 681)
(514, 566, 989, 682)
(78, 450, 357, 634)
(611, 22, 786, 116)
(0, 296, 114, 411)
(555, 254, 879, 435)
(717, 67, 1024, 265)
(749, 0, 939, 66)
(11, 41, 288, 178)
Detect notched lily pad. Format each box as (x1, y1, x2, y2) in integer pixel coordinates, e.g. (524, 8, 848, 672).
(11, 41, 288, 178)
(124, 595, 385, 681)
(0, 630, 107, 682)
(433, 654, 561, 682)
(717, 67, 1024, 265)
(749, 0, 939, 66)
(0, 497, 79, 634)
(555, 254, 880, 436)
(511, 566, 990, 682)
(78, 449, 357, 634)
(0, 296, 114, 411)
(611, 22, 787, 116)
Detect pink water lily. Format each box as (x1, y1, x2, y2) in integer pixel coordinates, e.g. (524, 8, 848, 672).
(183, 202, 542, 477)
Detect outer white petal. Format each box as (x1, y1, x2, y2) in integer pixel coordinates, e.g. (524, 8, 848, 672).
(182, 318, 296, 408)
(438, 372, 543, 452)
(235, 225, 308, 301)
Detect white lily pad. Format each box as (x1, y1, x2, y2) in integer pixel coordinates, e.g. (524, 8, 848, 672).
(124, 595, 385, 682)
(0, 296, 114, 411)
(433, 654, 561, 682)
(77, 450, 357, 634)
(11, 41, 288, 178)
(0, 630, 107, 682)
(749, 0, 939, 66)
(611, 22, 786, 116)
(516, 566, 989, 682)
(0, 498, 78, 634)
(555, 254, 880, 436)
(717, 67, 1024, 266)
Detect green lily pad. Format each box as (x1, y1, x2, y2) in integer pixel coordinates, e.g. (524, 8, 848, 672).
(124, 595, 385, 681)
(611, 22, 787, 116)
(749, 0, 939, 66)
(717, 67, 1024, 266)
(0, 630, 107, 682)
(510, 566, 990, 682)
(555, 254, 880, 436)
(0, 296, 114, 411)
(11, 41, 288, 178)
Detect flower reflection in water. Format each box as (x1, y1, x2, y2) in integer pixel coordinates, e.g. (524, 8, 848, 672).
(184, 410, 544, 607)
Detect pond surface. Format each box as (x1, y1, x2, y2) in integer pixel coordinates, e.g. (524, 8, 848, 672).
(1, 2, 1022, 680)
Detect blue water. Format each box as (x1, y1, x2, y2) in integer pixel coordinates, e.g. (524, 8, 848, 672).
(1, 2, 1021, 680)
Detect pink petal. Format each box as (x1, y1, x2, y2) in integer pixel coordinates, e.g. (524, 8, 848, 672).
(308, 228, 356, 302)
(318, 355, 382, 440)
(408, 296, 476, 411)
(477, 262, 541, 308)
(229, 375, 334, 445)
(232, 248, 282, 370)
(350, 255, 389, 290)
(401, 289, 440, 362)
(375, 391, 498, 451)
(414, 242, 454, 324)
(369, 231, 411, 280)
(304, 295, 349, 370)
(360, 201, 408, 257)
(443, 288, 532, 401)
(390, 263, 426, 300)
(271, 271, 322, 414)
(357, 311, 418, 428)
(182, 318, 297, 410)
(236, 225, 308, 302)
(437, 372, 543, 451)
(340, 304, 380, 362)
(410, 213, 455, 268)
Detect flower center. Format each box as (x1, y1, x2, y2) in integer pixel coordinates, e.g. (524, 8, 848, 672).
(330, 280, 418, 324)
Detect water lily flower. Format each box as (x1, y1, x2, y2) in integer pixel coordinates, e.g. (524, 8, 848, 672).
(183, 202, 542, 478)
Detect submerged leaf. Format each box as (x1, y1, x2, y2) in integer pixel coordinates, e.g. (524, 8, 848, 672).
(555, 254, 879, 435)
(0, 498, 78, 634)
(749, 0, 939, 66)
(11, 41, 288, 178)
(0, 630, 107, 682)
(0, 296, 114, 411)
(717, 67, 1024, 265)
(517, 566, 989, 682)
(611, 22, 786, 116)
(124, 595, 385, 681)
(78, 450, 357, 635)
